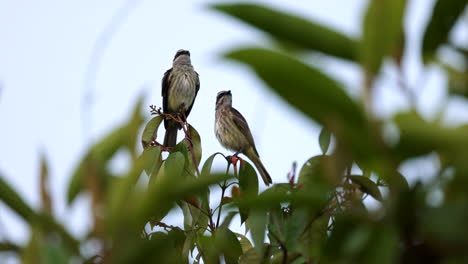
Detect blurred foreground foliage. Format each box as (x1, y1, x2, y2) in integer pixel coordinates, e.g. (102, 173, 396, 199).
(1, 0, 468, 263)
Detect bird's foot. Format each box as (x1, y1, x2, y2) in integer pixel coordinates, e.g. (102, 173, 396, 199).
(226, 154, 243, 168)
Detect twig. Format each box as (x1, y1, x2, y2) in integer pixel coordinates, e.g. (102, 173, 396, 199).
(150, 105, 201, 176)
(215, 164, 231, 229)
(268, 230, 288, 264)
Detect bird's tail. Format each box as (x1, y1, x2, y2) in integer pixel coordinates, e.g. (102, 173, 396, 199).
(164, 122, 178, 148)
(246, 148, 272, 186)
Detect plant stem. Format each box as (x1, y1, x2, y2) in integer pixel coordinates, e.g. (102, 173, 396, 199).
(215, 164, 231, 229)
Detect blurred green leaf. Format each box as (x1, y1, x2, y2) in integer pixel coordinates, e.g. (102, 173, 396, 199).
(39, 152, 52, 215)
(113, 228, 185, 264)
(126, 95, 145, 158)
(239, 160, 259, 197)
(284, 208, 307, 252)
(211, 3, 357, 61)
(299, 155, 337, 189)
(394, 112, 468, 160)
(304, 214, 329, 260)
(420, 199, 468, 246)
(239, 248, 260, 264)
(360, 0, 406, 77)
(422, 0, 468, 63)
(247, 208, 267, 256)
(200, 153, 223, 213)
(216, 212, 242, 264)
(0, 242, 21, 253)
(235, 233, 254, 253)
(225, 48, 366, 136)
(141, 115, 164, 149)
(67, 98, 144, 205)
(142, 147, 163, 188)
(0, 178, 79, 255)
(139, 170, 232, 228)
(0, 174, 35, 222)
(441, 62, 468, 98)
(107, 147, 160, 231)
(66, 125, 125, 205)
(318, 127, 331, 154)
(349, 175, 383, 201)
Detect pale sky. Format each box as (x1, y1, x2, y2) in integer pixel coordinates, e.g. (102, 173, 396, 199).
(0, 0, 466, 262)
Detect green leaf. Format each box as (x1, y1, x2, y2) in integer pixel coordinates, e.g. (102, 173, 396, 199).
(107, 148, 161, 231)
(235, 233, 254, 253)
(0, 242, 21, 253)
(187, 124, 202, 168)
(141, 115, 164, 149)
(239, 248, 260, 264)
(360, 0, 406, 77)
(247, 208, 267, 256)
(0, 174, 35, 222)
(140, 146, 162, 178)
(349, 175, 383, 201)
(125, 95, 145, 158)
(299, 155, 336, 188)
(394, 112, 468, 160)
(211, 3, 357, 61)
(318, 127, 331, 154)
(67, 125, 126, 205)
(216, 214, 243, 264)
(200, 153, 226, 213)
(225, 48, 366, 134)
(422, 0, 468, 63)
(239, 160, 259, 197)
(171, 125, 202, 175)
(67, 98, 144, 205)
(284, 208, 307, 252)
(138, 170, 232, 227)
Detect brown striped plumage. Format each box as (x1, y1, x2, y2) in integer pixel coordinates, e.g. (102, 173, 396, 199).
(215, 90, 272, 186)
(162, 49, 200, 147)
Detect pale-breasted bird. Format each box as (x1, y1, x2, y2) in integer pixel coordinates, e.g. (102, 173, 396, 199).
(215, 90, 272, 186)
(162, 49, 200, 147)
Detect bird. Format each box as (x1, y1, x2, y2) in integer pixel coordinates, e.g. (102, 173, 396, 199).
(161, 49, 200, 147)
(215, 90, 272, 186)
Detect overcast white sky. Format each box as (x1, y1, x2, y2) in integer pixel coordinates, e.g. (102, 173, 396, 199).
(0, 0, 467, 262)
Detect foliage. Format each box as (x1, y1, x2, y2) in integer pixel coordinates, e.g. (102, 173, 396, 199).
(1, 1, 468, 263)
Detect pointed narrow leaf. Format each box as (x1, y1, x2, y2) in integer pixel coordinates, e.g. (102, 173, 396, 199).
(211, 3, 357, 61)
(39, 153, 52, 215)
(141, 116, 164, 149)
(0, 174, 35, 221)
(239, 160, 258, 196)
(187, 124, 202, 168)
(318, 127, 331, 154)
(361, 0, 406, 77)
(67, 125, 127, 204)
(247, 208, 267, 256)
(216, 228, 242, 264)
(125, 94, 145, 158)
(225, 48, 365, 132)
(349, 175, 383, 201)
(422, 0, 468, 63)
(68, 98, 145, 204)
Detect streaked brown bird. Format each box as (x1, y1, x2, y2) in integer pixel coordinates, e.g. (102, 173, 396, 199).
(215, 90, 272, 186)
(162, 49, 200, 147)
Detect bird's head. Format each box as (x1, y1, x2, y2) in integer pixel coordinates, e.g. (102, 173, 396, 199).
(173, 49, 191, 64)
(216, 90, 232, 107)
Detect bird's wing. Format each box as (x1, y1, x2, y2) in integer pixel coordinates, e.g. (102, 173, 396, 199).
(184, 71, 200, 120)
(231, 107, 259, 156)
(161, 68, 172, 127)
